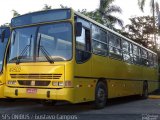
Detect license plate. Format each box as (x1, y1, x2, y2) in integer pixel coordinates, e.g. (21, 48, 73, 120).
(26, 88, 37, 94)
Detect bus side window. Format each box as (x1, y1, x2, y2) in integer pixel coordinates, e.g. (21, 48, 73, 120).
(148, 52, 153, 67)
(141, 49, 148, 66)
(153, 55, 158, 68)
(133, 45, 141, 65)
(92, 25, 108, 56)
(122, 39, 130, 62)
(109, 33, 122, 59)
(76, 27, 91, 63)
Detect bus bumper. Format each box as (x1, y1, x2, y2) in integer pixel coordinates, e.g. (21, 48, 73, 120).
(4, 86, 75, 103)
(0, 84, 5, 98)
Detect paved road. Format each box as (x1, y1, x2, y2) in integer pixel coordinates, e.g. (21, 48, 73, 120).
(0, 96, 160, 120)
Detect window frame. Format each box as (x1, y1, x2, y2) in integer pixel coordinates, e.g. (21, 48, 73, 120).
(92, 24, 108, 56)
(75, 17, 92, 64)
(108, 32, 122, 60)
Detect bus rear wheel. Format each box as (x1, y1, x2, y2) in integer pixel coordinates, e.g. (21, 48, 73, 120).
(142, 81, 148, 99)
(94, 81, 107, 109)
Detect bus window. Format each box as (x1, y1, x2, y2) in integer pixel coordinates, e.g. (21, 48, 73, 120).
(92, 25, 108, 56)
(133, 45, 141, 64)
(141, 49, 148, 66)
(122, 40, 130, 62)
(0, 33, 8, 72)
(130, 44, 133, 63)
(109, 33, 122, 59)
(76, 27, 91, 63)
(153, 55, 158, 68)
(148, 52, 153, 67)
(76, 28, 86, 51)
(37, 23, 72, 61)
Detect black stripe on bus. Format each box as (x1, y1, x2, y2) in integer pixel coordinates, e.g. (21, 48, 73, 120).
(74, 76, 159, 82)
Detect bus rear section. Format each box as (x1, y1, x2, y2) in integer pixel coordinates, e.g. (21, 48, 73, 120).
(0, 27, 10, 98)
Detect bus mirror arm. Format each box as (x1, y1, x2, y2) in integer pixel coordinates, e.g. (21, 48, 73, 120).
(75, 22, 82, 37)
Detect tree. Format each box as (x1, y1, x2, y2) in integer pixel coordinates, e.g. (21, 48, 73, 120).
(138, 0, 159, 49)
(60, 4, 68, 8)
(78, 0, 123, 28)
(12, 10, 20, 17)
(118, 16, 159, 51)
(77, 9, 102, 23)
(98, 0, 123, 27)
(43, 4, 52, 10)
(0, 23, 10, 27)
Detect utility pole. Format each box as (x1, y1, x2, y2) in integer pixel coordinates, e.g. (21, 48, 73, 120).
(153, 0, 157, 50)
(158, 11, 160, 89)
(158, 12, 160, 29)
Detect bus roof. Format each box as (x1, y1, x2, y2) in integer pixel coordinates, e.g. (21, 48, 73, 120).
(74, 10, 157, 55)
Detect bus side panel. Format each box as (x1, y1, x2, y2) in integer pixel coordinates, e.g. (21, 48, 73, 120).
(74, 78, 96, 103)
(74, 58, 96, 103)
(91, 54, 144, 98)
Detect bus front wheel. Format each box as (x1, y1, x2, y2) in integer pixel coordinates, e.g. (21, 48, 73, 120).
(142, 81, 148, 99)
(94, 81, 107, 109)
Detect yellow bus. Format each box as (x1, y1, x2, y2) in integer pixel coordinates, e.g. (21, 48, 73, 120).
(5, 8, 159, 108)
(0, 27, 10, 98)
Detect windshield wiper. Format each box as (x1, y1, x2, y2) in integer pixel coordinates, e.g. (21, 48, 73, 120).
(16, 45, 30, 64)
(39, 46, 54, 63)
(38, 34, 54, 63)
(16, 35, 32, 64)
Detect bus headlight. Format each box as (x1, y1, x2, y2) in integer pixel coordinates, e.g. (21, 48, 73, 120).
(52, 81, 64, 86)
(8, 80, 17, 85)
(52, 81, 72, 87)
(58, 82, 64, 86)
(52, 81, 58, 86)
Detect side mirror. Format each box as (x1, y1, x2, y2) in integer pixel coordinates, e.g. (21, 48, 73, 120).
(0, 30, 5, 43)
(75, 22, 82, 37)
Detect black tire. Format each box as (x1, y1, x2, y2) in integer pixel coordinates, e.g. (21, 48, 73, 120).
(4, 99, 16, 102)
(94, 81, 107, 109)
(142, 81, 148, 99)
(41, 100, 56, 106)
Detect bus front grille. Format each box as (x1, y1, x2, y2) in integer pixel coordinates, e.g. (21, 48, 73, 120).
(18, 80, 51, 86)
(10, 74, 62, 80)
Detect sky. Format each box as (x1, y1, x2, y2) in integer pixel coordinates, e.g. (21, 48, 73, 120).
(0, 0, 158, 26)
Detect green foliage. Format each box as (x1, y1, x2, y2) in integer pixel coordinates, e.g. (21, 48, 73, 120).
(98, 0, 123, 27)
(78, 0, 123, 28)
(117, 16, 159, 51)
(60, 4, 68, 8)
(12, 10, 20, 17)
(0, 23, 10, 27)
(43, 4, 52, 10)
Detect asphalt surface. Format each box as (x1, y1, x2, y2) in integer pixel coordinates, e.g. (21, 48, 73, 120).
(0, 96, 160, 120)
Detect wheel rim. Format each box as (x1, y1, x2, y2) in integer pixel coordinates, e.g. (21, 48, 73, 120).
(97, 87, 105, 103)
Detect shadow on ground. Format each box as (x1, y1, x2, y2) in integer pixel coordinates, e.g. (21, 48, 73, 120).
(0, 95, 144, 114)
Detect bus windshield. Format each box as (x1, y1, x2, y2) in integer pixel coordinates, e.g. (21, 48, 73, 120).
(0, 33, 9, 72)
(9, 22, 72, 63)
